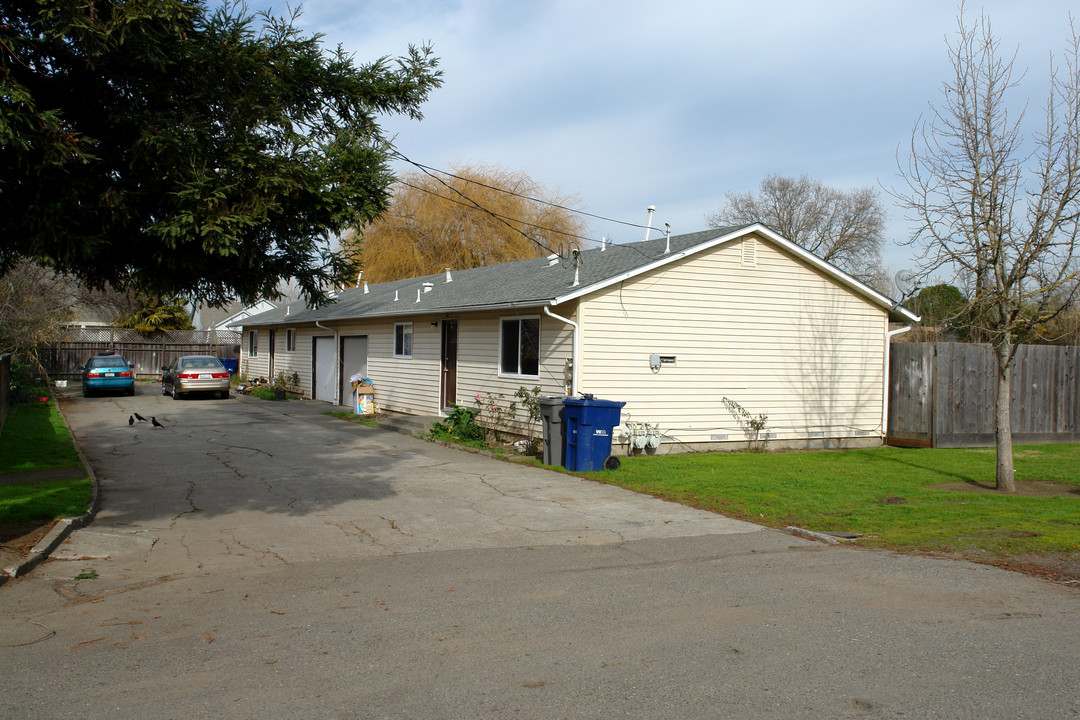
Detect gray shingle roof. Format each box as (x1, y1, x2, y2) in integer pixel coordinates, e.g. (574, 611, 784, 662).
(241, 225, 917, 326)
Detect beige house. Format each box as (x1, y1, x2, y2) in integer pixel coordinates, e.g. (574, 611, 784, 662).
(239, 224, 919, 452)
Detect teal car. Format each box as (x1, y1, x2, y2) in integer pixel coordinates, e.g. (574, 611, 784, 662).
(81, 354, 136, 397)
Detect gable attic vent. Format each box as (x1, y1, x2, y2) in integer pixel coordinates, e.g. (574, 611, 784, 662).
(741, 238, 757, 267)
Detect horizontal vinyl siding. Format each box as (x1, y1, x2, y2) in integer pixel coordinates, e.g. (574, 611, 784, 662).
(267, 329, 313, 396)
(340, 319, 440, 415)
(239, 329, 269, 379)
(454, 309, 573, 434)
(578, 234, 887, 445)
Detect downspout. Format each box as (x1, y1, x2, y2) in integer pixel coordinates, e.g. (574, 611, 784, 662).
(315, 321, 340, 405)
(543, 306, 578, 396)
(882, 325, 912, 438)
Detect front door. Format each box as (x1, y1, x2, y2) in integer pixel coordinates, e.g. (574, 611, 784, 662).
(267, 329, 276, 379)
(440, 319, 458, 410)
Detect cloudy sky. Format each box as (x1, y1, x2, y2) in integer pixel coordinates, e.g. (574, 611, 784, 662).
(268, 0, 1076, 281)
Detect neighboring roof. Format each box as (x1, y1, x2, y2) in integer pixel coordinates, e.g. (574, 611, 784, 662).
(241, 224, 919, 327)
(212, 299, 278, 330)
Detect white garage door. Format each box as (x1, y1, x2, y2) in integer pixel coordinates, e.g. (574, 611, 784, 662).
(340, 336, 368, 404)
(313, 335, 336, 403)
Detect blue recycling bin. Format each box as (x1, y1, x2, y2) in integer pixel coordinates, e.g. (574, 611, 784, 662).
(563, 396, 626, 472)
(219, 358, 239, 376)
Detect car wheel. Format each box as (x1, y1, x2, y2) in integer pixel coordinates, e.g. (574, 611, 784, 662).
(161, 383, 168, 396)
(172, 389, 182, 400)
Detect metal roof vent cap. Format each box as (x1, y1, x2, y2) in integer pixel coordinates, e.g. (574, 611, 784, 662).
(363, 281, 369, 294)
(423, 282, 434, 293)
(445, 268, 452, 283)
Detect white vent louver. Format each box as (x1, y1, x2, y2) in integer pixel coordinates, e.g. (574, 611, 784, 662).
(741, 238, 757, 267)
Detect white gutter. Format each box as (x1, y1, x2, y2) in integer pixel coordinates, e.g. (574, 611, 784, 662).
(543, 306, 578, 396)
(882, 325, 912, 437)
(315, 321, 340, 404)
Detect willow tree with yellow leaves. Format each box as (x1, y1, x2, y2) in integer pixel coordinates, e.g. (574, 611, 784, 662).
(344, 165, 586, 283)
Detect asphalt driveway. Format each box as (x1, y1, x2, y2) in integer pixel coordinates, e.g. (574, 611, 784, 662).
(0, 388, 1076, 719)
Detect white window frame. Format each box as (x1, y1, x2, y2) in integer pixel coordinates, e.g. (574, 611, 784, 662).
(394, 322, 413, 358)
(285, 328, 296, 352)
(248, 330, 258, 358)
(498, 315, 540, 378)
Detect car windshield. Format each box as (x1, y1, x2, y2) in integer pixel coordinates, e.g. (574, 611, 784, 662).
(89, 357, 127, 369)
(181, 358, 223, 370)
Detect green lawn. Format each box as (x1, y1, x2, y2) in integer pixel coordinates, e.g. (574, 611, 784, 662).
(0, 395, 91, 525)
(0, 397, 80, 474)
(580, 445, 1080, 560)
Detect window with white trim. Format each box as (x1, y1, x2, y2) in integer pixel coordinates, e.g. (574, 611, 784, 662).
(286, 328, 296, 352)
(394, 322, 413, 358)
(500, 316, 539, 376)
(248, 330, 258, 357)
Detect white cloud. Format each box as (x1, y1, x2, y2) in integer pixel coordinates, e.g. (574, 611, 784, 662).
(267, 0, 1079, 271)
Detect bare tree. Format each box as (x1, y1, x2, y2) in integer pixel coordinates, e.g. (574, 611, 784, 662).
(893, 8, 1080, 491)
(706, 175, 886, 284)
(343, 164, 586, 283)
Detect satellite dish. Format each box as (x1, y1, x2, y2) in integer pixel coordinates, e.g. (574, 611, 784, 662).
(894, 270, 919, 299)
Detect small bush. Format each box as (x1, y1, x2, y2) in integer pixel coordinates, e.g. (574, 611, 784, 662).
(430, 405, 485, 444)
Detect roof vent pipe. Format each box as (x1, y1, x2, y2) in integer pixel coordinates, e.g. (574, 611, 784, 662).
(445, 268, 452, 283)
(416, 288, 421, 303)
(286, 305, 291, 316)
(356, 271, 362, 288)
(664, 223, 672, 253)
(394, 290, 399, 302)
(601, 236, 607, 251)
(363, 281, 369, 294)
(643, 205, 656, 241)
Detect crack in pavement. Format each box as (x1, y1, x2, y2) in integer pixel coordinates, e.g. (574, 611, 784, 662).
(224, 533, 291, 567)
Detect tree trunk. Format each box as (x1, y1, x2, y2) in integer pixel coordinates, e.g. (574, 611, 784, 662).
(993, 345, 1016, 492)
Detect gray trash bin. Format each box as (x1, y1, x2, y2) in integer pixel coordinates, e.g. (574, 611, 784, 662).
(538, 396, 567, 466)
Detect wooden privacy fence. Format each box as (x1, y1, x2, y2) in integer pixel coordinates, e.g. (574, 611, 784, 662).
(40, 327, 241, 380)
(888, 342, 1080, 448)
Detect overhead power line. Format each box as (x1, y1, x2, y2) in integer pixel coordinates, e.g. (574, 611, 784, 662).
(395, 179, 595, 249)
(391, 152, 663, 234)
